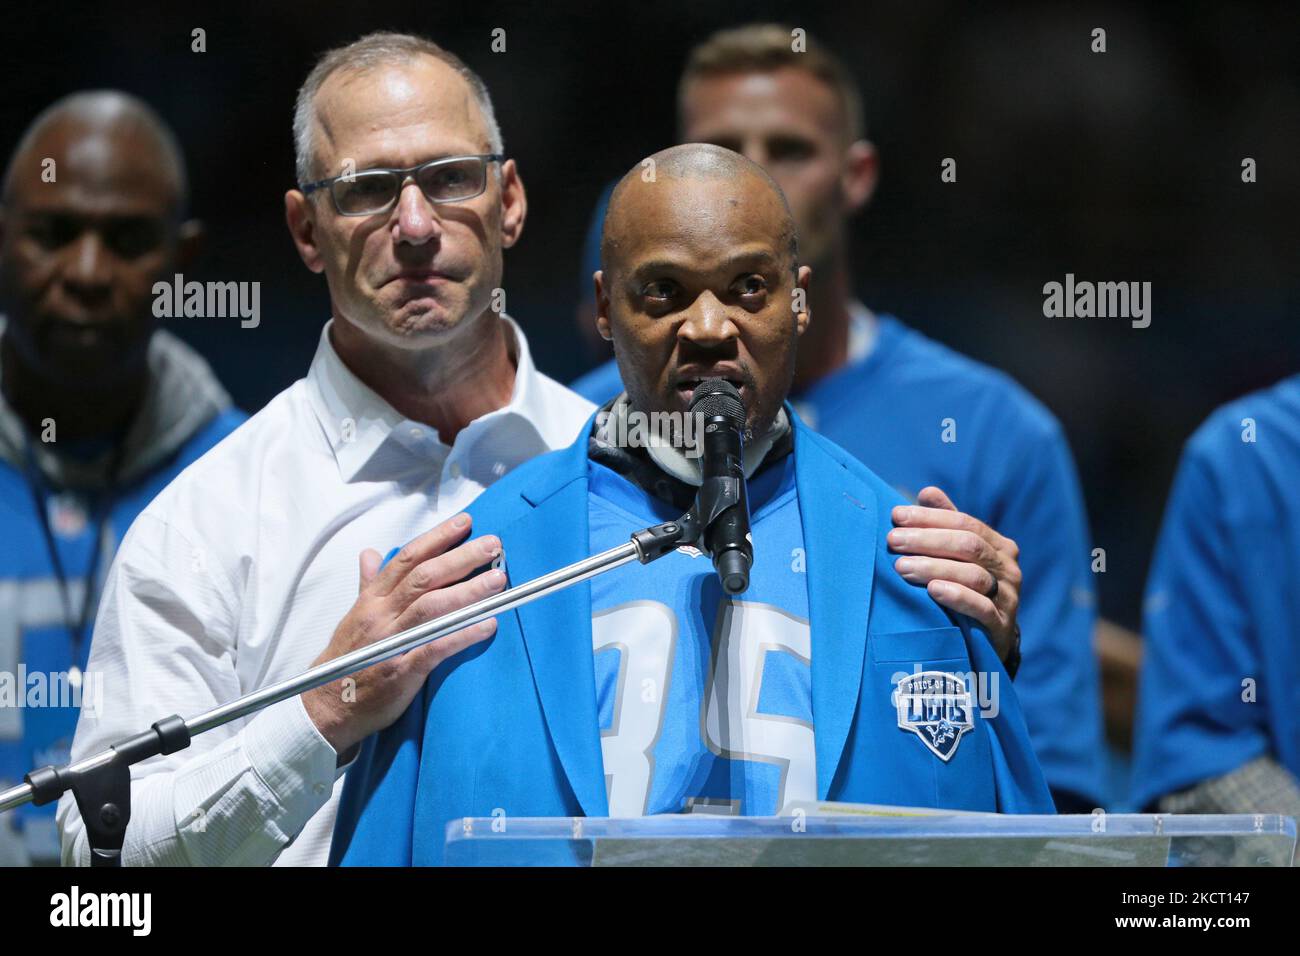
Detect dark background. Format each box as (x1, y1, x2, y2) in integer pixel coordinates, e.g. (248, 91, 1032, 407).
(5, 0, 1298, 629)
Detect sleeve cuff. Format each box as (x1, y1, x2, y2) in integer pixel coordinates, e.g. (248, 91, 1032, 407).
(242, 695, 342, 826)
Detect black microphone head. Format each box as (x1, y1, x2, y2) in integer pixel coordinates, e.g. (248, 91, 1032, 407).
(688, 378, 745, 429)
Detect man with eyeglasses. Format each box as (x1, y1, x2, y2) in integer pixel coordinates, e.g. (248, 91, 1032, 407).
(300, 153, 506, 217)
(57, 32, 592, 866)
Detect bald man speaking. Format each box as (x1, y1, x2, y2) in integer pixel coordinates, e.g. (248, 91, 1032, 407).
(331, 145, 1052, 866)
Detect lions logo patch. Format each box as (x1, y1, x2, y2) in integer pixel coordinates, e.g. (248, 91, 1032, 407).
(894, 671, 974, 761)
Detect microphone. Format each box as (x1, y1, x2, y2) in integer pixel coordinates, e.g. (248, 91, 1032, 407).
(688, 379, 753, 595)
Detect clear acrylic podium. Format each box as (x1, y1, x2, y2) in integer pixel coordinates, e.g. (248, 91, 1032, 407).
(444, 813, 1296, 866)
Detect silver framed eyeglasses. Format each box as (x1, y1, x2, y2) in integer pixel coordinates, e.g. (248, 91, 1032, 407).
(299, 154, 505, 216)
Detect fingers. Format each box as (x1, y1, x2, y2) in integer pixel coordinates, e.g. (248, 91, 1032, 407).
(896, 488, 1021, 664)
(887, 526, 997, 567)
(358, 548, 382, 590)
(407, 617, 499, 676)
(892, 503, 1011, 553)
(390, 534, 502, 610)
(916, 485, 957, 511)
(925, 579, 1001, 634)
(895, 555, 997, 596)
(893, 504, 981, 533)
(392, 566, 508, 634)
(372, 513, 475, 596)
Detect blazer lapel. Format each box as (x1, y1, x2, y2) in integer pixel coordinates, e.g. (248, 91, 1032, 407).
(793, 418, 878, 798)
(502, 429, 609, 817)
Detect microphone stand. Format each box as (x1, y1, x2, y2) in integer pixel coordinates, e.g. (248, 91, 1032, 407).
(0, 511, 704, 866)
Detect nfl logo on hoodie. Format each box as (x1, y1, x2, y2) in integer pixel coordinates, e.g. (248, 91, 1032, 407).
(894, 671, 974, 761)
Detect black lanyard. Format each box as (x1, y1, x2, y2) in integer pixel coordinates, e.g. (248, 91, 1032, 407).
(23, 439, 122, 670)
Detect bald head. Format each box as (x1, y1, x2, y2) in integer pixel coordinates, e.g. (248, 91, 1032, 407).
(0, 91, 200, 391)
(2, 90, 187, 213)
(593, 143, 812, 443)
(601, 143, 797, 277)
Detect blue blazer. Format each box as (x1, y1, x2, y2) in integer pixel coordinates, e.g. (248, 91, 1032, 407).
(331, 408, 1054, 865)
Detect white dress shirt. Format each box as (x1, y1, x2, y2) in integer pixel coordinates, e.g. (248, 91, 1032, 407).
(57, 317, 594, 866)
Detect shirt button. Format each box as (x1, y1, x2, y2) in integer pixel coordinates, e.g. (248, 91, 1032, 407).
(313, 782, 327, 796)
(408, 426, 423, 439)
(449, 462, 462, 479)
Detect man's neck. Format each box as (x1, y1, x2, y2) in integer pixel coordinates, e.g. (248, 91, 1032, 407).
(0, 333, 147, 445)
(329, 311, 518, 445)
(792, 251, 854, 393)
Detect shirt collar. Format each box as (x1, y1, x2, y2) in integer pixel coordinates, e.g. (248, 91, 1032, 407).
(307, 314, 550, 482)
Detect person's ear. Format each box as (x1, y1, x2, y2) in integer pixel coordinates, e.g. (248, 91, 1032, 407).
(594, 269, 613, 341)
(174, 218, 205, 271)
(794, 265, 812, 337)
(285, 189, 325, 274)
(843, 140, 879, 214)
(499, 159, 527, 249)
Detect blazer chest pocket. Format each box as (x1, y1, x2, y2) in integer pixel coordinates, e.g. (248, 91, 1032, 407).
(870, 626, 970, 665)
(865, 626, 996, 811)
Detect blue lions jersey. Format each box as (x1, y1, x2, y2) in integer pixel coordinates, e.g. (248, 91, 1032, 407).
(0, 408, 245, 861)
(1132, 374, 1300, 809)
(589, 454, 813, 817)
(571, 316, 1104, 808)
(329, 409, 1053, 866)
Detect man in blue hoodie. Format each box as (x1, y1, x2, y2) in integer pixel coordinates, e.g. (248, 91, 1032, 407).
(331, 145, 1053, 865)
(0, 92, 245, 864)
